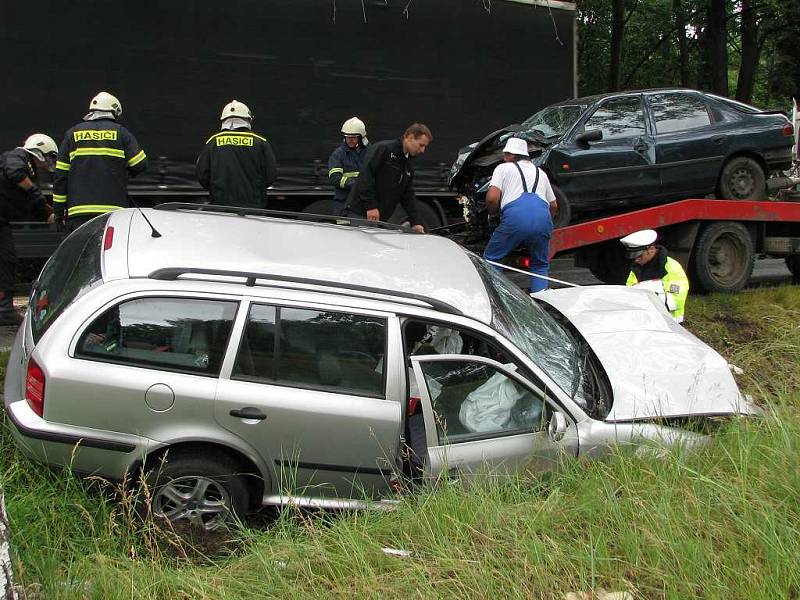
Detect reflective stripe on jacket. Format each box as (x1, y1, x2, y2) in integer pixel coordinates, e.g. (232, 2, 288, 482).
(53, 118, 147, 220)
(626, 255, 689, 322)
(327, 143, 364, 202)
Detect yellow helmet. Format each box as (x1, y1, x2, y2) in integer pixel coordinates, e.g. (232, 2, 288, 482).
(341, 117, 367, 137)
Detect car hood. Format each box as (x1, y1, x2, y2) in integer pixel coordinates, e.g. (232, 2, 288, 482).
(535, 285, 760, 422)
(448, 126, 553, 187)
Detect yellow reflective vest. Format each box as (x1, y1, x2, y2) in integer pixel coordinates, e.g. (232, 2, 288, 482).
(626, 256, 689, 322)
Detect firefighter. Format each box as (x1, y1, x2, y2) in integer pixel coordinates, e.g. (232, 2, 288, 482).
(196, 100, 277, 208)
(327, 117, 368, 208)
(53, 92, 147, 232)
(344, 123, 432, 233)
(0, 134, 57, 325)
(620, 229, 690, 323)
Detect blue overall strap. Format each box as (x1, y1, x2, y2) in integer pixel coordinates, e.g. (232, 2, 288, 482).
(512, 161, 540, 196)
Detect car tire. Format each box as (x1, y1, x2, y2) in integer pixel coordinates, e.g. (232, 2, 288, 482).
(302, 198, 342, 216)
(786, 255, 800, 284)
(551, 186, 571, 229)
(718, 156, 767, 200)
(142, 450, 250, 531)
(690, 222, 754, 293)
(388, 202, 443, 231)
(585, 241, 629, 284)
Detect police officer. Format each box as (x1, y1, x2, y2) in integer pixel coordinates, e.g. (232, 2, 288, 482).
(620, 229, 690, 323)
(0, 134, 57, 324)
(344, 123, 432, 233)
(483, 137, 557, 292)
(196, 100, 277, 208)
(54, 92, 148, 231)
(328, 117, 367, 209)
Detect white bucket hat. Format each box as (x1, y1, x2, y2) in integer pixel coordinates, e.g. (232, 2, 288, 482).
(502, 137, 529, 156)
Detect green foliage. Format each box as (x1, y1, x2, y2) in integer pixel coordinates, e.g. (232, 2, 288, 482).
(2, 286, 800, 598)
(576, 0, 798, 108)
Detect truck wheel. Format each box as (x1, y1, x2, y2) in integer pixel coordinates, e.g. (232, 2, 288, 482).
(142, 450, 250, 531)
(786, 255, 800, 284)
(388, 202, 443, 231)
(552, 186, 571, 229)
(586, 242, 629, 284)
(302, 199, 342, 216)
(718, 156, 766, 200)
(690, 222, 754, 293)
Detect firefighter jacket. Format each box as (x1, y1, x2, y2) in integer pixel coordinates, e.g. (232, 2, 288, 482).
(0, 148, 50, 225)
(327, 143, 365, 202)
(196, 128, 277, 208)
(626, 245, 689, 322)
(53, 118, 147, 221)
(346, 138, 422, 226)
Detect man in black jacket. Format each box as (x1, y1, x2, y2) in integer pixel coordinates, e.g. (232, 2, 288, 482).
(196, 100, 277, 208)
(54, 91, 148, 231)
(345, 123, 432, 233)
(0, 134, 57, 325)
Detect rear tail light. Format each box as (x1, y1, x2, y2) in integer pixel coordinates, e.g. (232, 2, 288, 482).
(517, 256, 532, 268)
(103, 226, 115, 250)
(782, 123, 795, 137)
(25, 358, 46, 417)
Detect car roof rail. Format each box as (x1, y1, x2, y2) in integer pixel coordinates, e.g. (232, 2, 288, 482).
(148, 267, 464, 316)
(153, 202, 409, 232)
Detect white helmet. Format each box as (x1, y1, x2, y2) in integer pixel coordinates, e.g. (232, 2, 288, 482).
(341, 117, 367, 137)
(22, 133, 58, 161)
(220, 100, 253, 121)
(89, 91, 123, 117)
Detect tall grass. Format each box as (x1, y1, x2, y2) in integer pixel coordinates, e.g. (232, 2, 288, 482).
(2, 285, 799, 599)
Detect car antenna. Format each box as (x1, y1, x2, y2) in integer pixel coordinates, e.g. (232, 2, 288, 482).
(127, 195, 162, 238)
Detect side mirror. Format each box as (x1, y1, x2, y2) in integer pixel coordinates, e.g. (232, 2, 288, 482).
(575, 129, 603, 146)
(548, 411, 568, 442)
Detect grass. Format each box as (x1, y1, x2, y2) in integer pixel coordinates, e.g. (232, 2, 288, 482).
(2, 285, 800, 599)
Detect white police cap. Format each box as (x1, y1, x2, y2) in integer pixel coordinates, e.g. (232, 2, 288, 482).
(620, 229, 658, 257)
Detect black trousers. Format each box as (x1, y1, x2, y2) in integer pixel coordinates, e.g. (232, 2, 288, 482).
(66, 214, 95, 232)
(0, 224, 17, 295)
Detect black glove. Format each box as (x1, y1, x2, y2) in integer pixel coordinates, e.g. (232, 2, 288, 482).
(55, 218, 65, 233)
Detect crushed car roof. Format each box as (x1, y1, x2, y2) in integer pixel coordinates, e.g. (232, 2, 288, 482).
(118, 208, 494, 323)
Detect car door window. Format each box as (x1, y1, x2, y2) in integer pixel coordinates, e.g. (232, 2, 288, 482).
(77, 297, 237, 375)
(650, 93, 712, 134)
(232, 304, 387, 398)
(582, 96, 645, 141)
(417, 359, 546, 443)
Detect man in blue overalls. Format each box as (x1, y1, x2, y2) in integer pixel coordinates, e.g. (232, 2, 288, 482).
(483, 137, 558, 292)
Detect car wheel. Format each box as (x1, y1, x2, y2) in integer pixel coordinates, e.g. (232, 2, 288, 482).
(143, 450, 250, 531)
(585, 241, 629, 284)
(718, 156, 766, 200)
(785, 255, 800, 284)
(551, 186, 571, 229)
(690, 222, 754, 293)
(302, 198, 342, 216)
(388, 202, 443, 231)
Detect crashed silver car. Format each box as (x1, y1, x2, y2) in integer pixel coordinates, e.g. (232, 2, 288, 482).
(4, 204, 758, 529)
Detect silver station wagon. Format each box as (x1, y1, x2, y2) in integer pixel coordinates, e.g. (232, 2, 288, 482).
(4, 205, 760, 530)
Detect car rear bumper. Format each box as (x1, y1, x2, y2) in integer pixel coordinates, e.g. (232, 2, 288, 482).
(4, 397, 156, 481)
(763, 146, 793, 171)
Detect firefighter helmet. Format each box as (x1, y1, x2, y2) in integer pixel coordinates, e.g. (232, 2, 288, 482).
(89, 92, 123, 117)
(341, 117, 367, 137)
(22, 134, 58, 161)
(220, 100, 253, 121)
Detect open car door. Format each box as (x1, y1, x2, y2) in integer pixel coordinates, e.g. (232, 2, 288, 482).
(409, 355, 578, 478)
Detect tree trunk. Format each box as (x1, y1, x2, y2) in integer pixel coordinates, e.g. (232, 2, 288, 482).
(673, 0, 690, 87)
(0, 492, 17, 599)
(608, 0, 625, 91)
(736, 0, 759, 102)
(705, 0, 729, 96)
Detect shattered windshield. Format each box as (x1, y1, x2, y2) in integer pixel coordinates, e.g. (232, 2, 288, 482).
(521, 104, 588, 139)
(469, 255, 587, 407)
